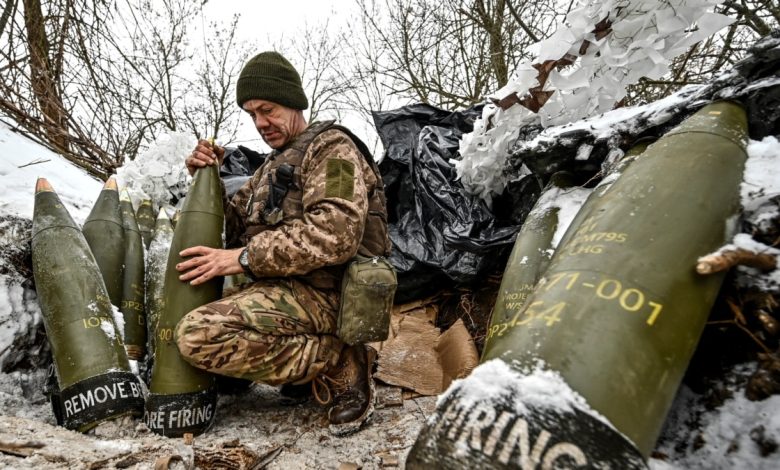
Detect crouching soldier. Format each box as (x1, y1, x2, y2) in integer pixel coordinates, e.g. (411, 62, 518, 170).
(176, 51, 391, 435)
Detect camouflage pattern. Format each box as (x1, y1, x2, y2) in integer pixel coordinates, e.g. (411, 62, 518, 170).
(224, 121, 390, 289)
(176, 121, 389, 386)
(176, 279, 342, 385)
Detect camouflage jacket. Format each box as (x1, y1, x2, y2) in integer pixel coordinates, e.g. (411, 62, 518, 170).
(225, 121, 390, 290)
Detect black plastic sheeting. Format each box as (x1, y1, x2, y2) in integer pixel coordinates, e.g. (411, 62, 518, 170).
(220, 145, 267, 197)
(374, 104, 542, 302)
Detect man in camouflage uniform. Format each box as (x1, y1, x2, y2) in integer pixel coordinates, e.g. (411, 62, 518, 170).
(177, 51, 391, 435)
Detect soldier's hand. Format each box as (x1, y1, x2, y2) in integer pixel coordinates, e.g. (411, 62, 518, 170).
(176, 246, 243, 285)
(185, 139, 225, 176)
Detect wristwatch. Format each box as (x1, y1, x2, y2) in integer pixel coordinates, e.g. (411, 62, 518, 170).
(238, 248, 253, 277)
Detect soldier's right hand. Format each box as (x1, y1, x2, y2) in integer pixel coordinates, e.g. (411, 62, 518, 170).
(186, 139, 225, 176)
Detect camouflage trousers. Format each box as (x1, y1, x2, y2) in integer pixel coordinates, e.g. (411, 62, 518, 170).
(175, 278, 343, 385)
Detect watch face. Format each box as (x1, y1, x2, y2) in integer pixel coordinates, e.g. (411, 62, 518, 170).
(240, 249, 249, 267)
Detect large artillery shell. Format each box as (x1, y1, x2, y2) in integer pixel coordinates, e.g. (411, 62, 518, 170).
(136, 199, 155, 249)
(555, 139, 654, 251)
(120, 190, 146, 360)
(483, 172, 574, 350)
(146, 164, 223, 437)
(408, 101, 748, 467)
(82, 177, 125, 307)
(145, 208, 174, 369)
(32, 179, 143, 432)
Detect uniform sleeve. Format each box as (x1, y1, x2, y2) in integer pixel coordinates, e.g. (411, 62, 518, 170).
(246, 130, 369, 276)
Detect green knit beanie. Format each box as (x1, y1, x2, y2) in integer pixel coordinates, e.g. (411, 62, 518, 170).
(236, 51, 309, 110)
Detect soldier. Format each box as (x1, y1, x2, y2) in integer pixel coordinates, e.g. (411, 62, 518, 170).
(177, 51, 391, 435)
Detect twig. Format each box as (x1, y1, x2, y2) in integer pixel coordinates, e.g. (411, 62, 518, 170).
(0, 440, 45, 457)
(706, 320, 772, 353)
(17, 158, 51, 168)
(697, 249, 778, 275)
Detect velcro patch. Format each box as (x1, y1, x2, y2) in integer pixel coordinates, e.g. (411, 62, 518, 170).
(325, 159, 355, 200)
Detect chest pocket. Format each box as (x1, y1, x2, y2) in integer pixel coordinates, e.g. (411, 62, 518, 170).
(263, 162, 304, 225)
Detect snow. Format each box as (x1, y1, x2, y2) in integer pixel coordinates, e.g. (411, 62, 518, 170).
(110, 303, 124, 342)
(440, 359, 615, 430)
(742, 136, 780, 214)
(0, 122, 101, 222)
(651, 365, 780, 470)
(541, 187, 592, 250)
(0, 275, 42, 368)
(520, 90, 692, 151)
(116, 132, 193, 211)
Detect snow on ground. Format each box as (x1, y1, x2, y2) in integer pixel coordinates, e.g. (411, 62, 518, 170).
(0, 121, 102, 223)
(652, 364, 780, 470)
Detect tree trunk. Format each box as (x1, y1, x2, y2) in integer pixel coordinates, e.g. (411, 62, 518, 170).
(22, 0, 69, 152)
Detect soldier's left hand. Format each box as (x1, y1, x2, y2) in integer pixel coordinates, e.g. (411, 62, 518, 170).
(177, 246, 243, 285)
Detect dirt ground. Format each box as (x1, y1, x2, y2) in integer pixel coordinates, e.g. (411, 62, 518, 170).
(0, 370, 438, 469)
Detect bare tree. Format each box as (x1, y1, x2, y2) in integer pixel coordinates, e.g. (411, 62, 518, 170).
(626, 1, 779, 105)
(0, 0, 250, 179)
(181, 14, 251, 143)
(272, 20, 357, 124)
(350, 0, 560, 111)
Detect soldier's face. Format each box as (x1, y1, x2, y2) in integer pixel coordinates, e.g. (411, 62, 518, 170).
(243, 99, 303, 149)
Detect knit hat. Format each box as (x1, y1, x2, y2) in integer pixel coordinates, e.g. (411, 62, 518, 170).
(236, 51, 309, 110)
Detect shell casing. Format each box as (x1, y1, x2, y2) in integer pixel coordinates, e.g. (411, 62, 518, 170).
(82, 178, 125, 307)
(481, 172, 574, 357)
(407, 101, 748, 467)
(32, 180, 143, 432)
(491, 101, 747, 456)
(120, 193, 146, 360)
(555, 139, 653, 251)
(136, 199, 155, 249)
(146, 164, 223, 437)
(145, 208, 174, 369)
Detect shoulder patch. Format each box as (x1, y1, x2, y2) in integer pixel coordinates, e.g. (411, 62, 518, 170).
(325, 159, 355, 200)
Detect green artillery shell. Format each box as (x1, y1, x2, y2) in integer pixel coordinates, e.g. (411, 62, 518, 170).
(555, 139, 653, 251)
(136, 199, 155, 249)
(482, 173, 574, 351)
(146, 164, 223, 437)
(408, 101, 747, 467)
(120, 190, 146, 360)
(82, 177, 125, 307)
(171, 209, 181, 228)
(145, 208, 174, 368)
(32, 179, 143, 432)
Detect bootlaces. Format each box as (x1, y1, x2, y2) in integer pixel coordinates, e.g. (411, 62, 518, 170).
(312, 374, 349, 406)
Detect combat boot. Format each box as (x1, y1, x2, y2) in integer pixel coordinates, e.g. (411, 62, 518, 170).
(312, 344, 377, 436)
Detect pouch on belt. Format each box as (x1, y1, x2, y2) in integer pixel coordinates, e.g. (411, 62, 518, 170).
(338, 256, 397, 345)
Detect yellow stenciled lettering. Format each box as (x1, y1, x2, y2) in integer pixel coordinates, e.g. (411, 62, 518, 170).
(543, 272, 567, 291)
(619, 288, 644, 312)
(82, 316, 104, 328)
(647, 302, 663, 326)
(596, 279, 621, 300)
(541, 302, 566, 327)
(542, 272, 580, 291)
(512, 301, 543, 327)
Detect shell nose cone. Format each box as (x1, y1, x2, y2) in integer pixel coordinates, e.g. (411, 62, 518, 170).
(35, 177, 54, 193)
(104, 175, 118, 191)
